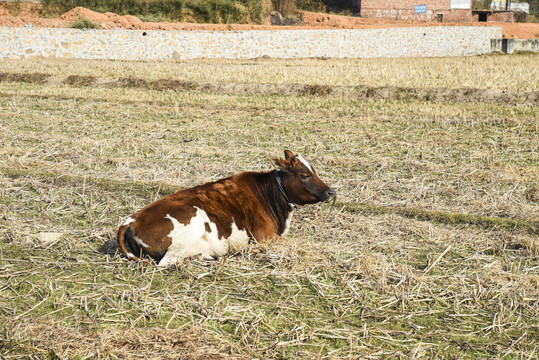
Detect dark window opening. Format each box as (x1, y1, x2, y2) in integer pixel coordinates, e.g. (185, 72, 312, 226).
(478, 13, 488, 22)
(437, 13, 443, 22)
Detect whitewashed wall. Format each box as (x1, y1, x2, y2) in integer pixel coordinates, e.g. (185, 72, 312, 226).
(0, 26, 502, 60)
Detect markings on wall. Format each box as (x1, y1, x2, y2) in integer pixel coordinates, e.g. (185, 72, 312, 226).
(376, 9, 434, 21)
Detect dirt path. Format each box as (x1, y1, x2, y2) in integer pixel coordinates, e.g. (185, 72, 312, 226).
(0, 4, 537, 39)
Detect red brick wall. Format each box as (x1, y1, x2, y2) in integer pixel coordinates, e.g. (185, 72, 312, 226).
(475, 11, 513, 22)
(360, 0, 473, 22)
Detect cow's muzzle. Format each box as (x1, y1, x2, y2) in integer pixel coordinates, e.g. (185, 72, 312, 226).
(323, 189, 336, 202)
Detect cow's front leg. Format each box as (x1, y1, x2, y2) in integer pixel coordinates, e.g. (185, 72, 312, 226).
(252, 224, 280, 244)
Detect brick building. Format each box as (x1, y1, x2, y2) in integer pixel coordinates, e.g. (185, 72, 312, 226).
(355, 0, 473, 22)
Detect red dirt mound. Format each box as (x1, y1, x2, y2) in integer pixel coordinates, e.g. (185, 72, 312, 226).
(60, 7, 109, 22)
(60, 6, 143, 29)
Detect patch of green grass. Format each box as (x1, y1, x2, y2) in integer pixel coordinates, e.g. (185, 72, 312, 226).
(70, 16, 100, 29)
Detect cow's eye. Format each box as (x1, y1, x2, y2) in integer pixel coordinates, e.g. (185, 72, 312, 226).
(300, 174, 311, 180)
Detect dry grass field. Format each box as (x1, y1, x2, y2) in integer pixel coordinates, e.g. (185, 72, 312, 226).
(0, 54, 538, 359)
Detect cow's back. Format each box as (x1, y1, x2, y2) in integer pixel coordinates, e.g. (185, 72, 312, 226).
(120, 172, 265, 265)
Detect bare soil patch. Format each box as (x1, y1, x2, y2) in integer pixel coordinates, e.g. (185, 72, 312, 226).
(1, 71, 537, 104)
(0, 4, 537, 39)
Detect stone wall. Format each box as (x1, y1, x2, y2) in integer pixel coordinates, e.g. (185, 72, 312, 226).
(491, 38, 539, 53)
(0, 26, 501, 60)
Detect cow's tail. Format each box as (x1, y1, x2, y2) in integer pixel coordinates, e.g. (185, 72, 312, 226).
(117, 225, 139, 261)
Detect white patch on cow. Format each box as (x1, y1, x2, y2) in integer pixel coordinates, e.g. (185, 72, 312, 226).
(227, 221, 250, 252)
(123, 217, 135, 226)
(281, 211, 293, 237)
(133, 234, 149, 248)
(158, 207, 249, 266)
(297, 154, 313, 173)
(122, 216, 148, 251)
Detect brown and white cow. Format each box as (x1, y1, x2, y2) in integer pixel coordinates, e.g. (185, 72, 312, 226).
(117, 150, 335, 266)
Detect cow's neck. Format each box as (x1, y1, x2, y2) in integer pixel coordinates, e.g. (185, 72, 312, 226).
(274, 171, 290, 204)
(252, 170, 292, 236)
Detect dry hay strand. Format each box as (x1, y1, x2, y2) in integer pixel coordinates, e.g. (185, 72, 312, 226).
(4, 319, 238, 359)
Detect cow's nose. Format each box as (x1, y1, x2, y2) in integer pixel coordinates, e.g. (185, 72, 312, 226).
(325, 189, 336, 199)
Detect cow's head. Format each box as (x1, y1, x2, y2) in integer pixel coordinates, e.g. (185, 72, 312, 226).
(274, 150, 335, 205)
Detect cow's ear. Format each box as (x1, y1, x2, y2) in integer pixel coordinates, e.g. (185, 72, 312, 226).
(270, 154, 288, 170)
(283, 150, 295, 161)
(283, 150, 298, 168)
